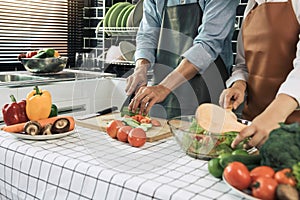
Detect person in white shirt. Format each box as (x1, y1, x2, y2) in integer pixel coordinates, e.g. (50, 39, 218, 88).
(219, 0, 300, 148)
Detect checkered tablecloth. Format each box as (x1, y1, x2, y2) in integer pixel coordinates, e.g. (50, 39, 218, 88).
(0, 126, 246, 200)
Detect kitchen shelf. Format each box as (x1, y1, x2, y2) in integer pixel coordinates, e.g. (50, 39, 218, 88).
(101, 27, 139, 36)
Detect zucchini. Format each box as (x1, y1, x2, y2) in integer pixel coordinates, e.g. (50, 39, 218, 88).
(219, 154, 261, 169)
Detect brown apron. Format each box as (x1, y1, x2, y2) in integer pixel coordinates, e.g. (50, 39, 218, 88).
(242, 0, 300, 124)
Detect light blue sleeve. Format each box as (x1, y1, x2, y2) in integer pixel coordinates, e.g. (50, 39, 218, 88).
(134, 0, 162, 66)
(182, 0, 239, 73)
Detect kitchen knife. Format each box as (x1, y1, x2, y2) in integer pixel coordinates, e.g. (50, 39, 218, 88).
(120, 93, 135, 116)
(76, 106, 118, 120)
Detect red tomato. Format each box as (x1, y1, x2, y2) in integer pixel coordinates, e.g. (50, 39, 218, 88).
(106, 120, 124, 139)
(117, 125, 132, 142)
(250, 166, 275, 181)
(223, 162, 251, 190)
(252, 177, 278, 200)
(274, 168, 296, 186)
(151, 119, 161, 127)
(26, 51, 38, 58)
(128, 128, 147, 147)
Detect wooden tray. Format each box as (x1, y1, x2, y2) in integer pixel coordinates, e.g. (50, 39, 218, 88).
(75, 112, 173, 142)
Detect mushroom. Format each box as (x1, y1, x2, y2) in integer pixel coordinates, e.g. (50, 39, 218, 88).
(41, 123, 52, 135)
(24, 121, 42, 135)
(50, 118, 70, 134)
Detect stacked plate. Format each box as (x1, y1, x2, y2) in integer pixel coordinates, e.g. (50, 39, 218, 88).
(104, 0, 143, 28)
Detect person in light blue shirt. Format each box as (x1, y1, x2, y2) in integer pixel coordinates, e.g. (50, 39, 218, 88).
(126, 0, 238, 119)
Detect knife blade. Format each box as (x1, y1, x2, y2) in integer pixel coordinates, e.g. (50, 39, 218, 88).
(120, 93, 135, 116)
(76, 106, 118, 120)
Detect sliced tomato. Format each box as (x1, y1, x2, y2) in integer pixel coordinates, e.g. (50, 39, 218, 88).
(140, 117, 151, 124)
(106, 120, 124, 139)
(128, 127, 147, 147)
(252, 177, 278, 200)
(117, 125, 132, 142)
(250, 166, 275, 181)
(151, 118, 161, 127)
(223, 161, 251, 190)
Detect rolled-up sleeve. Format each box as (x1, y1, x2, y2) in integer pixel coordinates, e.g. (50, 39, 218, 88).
(134, 0, 161, 66)
(183, 0, 238, 73)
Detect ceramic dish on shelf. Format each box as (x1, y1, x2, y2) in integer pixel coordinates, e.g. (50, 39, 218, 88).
(223, 175, 260, 200)
(9, 130, 76, 140)
(119, 41, 136, 61)
(121, 5, 135, 27)
(127, 0, 143, 27)
(115, 4, 133, 27)
(108, 2, 131, 27)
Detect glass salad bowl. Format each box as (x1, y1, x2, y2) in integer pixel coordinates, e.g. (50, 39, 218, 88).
(167, 115, 249, 160)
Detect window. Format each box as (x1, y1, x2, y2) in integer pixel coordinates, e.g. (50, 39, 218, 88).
(0, 0, 84, 71)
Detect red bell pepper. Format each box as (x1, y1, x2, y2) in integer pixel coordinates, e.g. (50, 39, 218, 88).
(2, 95, 29, 125)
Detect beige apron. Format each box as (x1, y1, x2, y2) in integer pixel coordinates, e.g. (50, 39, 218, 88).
(242, 0, 300, 124)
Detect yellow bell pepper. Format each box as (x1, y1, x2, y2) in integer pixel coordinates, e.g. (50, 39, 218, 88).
(26, 86, 52, 121)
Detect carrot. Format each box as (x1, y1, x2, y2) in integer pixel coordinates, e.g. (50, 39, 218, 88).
(1, 116, 75, 133)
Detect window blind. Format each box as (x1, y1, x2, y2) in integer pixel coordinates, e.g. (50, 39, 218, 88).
(0, 0, 84, 71)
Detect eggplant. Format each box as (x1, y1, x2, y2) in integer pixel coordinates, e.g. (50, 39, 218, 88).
(50, 118, 70, 134)
(24, 121, 42, 135)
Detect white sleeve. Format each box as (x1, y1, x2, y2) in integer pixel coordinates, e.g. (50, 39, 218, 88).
(277, 35, 300, 107)
(225, 27, 249, 88)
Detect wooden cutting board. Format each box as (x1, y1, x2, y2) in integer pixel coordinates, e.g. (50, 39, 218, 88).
(75, 112, 173, 142)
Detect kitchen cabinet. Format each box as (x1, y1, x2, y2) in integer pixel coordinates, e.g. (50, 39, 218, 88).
(0, 77, 128, 122)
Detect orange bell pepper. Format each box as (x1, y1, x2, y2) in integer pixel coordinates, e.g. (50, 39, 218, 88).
(26, 86, 52, 121)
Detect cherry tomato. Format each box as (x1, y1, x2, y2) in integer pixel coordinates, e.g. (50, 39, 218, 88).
(117, 125, 132, 142)
(252, 177, 278, 200)
(106, 120, 124, 139)
(274, 168, 296, 186)
(250, 166, 275, 181)
(223, 162, 251, 190)
(128, 128, 147, 147)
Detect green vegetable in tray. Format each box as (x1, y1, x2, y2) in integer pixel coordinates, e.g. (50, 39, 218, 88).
(260, 122, 300, 171)
(292, 162, 300, 190)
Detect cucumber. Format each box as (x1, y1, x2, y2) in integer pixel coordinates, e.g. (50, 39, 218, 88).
(137, 125, 148, 131)
(137, 123, 153, 131)
(140, 123, 152, 129)
(219, 154, 261, 169)
(122, 117, 139, 128)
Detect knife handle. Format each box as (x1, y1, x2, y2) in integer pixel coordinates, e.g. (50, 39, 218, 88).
(98, 106, 118, 115)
